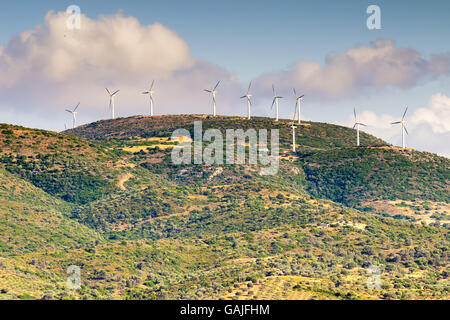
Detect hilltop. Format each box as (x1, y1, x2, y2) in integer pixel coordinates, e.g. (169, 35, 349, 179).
(66, 115, 387, 150)
(0, 115, 448, 300)
(65, 115, 448, 208)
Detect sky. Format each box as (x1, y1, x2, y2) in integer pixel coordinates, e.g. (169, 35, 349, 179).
(0, 0, 449, 156)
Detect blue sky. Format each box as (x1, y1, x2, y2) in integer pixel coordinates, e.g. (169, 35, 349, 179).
(0, 0, 449, 156)
(1, 0, 449, 81)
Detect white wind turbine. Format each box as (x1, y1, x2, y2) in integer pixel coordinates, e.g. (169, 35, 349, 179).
(142, 80, 156, 116)
(391, 107, 409, 148)
(204, 81, 220, 116)
(105, 88, 120, 119)
(271, 84, 283, 121)
(240, 81, 253, 120)
(353, 108, 367, 147)
(65, 103, 80, 129)
(293, 89, 305, 124)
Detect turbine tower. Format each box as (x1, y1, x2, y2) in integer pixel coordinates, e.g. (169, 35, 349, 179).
(240, 81, 253, 120)
(271, 85, 283, 121)
(204, 81, 220, 116)
(106, 88, 120, 119)
(391, 107, 409, 148)
(293, 89, 305, 124)
(353, 108, 367, 147)
(142, 80, 155, 116)
(65, 103, 80, 129)
(291, 125, 297, 152)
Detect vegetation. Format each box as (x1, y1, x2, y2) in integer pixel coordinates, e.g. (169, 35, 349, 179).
(301, 147, 450, 206)
(0, 116, 448, 300)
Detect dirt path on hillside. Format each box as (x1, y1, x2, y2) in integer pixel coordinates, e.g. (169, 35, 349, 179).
(117, 173, 133, 190)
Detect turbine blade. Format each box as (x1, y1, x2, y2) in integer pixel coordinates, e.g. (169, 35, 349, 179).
(73, 103, 80, 112)
(404, 126, 409, 135)
(112, 90, 120, 96)
(105, 88, 111, 95)
(402, 107, 408, 120)
(271, 98, 276, 109)
(66, 109, 72, 113)
(293, 88, 297, 97)
(214, 81, 220, 91)
(352, 123, 357, 129)
(204, 89, 212, 93)
(247, 81, 252, 94)
(299, 95, 305, 99)
(391, 121, 401, 124)
(359, 123, 367, 127)
(240, 96, 246, 99)
(150, 80, 155, 91)
(354, 108, 357, 120)
(142, 91, 149, 94)
(272, 84, 275, 96)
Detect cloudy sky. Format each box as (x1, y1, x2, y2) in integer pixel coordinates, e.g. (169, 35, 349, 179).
(0, 0, 449, 157)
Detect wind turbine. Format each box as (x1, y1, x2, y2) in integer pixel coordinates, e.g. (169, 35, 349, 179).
(293, 89, 305, 124)
(105, 88, 120, 119)
(271, 85, 283, 121)
(353, 108, 367, 147)
(204, 81, 220, 116)
(142, 80, 155, 116)
(391, 107, 409, 148)
(240, 81, 253, 120)
(65, 103, 80, 129)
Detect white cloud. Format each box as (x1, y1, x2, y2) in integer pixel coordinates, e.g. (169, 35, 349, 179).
(410, 93, 450, 134)
(0, 11, 194, 86)
(0, 11, 241, 130)
(256, 40, 450, 100)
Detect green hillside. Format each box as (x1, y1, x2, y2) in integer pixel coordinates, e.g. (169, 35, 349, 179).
(0, 116, 448, 300)
(67, 115, 387, 151)
(0, 167, 101, 254)
(301, 147, 450, 206)
(0, 124, 122, 204)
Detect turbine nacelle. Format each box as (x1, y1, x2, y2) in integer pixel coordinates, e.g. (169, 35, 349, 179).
(65, 102, 80, 115)
(65, 103, 79, 129)
(353, 108, 366, 128)
(241, 81, 253, 120)
(106, 88, 120, 97)
(205, 81, 220, 116)
(292, 89, 305, 124)
(352, 122, 367, 129)
(142, 81, 156, 116)
(391, 107, 409, 148)
(241, 81, 253, 99)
